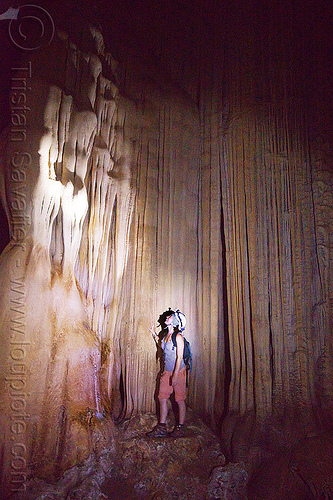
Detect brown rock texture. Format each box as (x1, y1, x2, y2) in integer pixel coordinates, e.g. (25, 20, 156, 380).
(0, 24, 129, 495)
(11, 409, 225, 499)
(247, 433, 333, 499)
(0, 0, 332, 496)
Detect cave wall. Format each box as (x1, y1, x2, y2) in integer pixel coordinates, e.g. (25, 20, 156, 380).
(119, 0, 333, 441)
(196, 3, 333, 459)
(0, 0, 332, 493)
(0, 13, 202, 494)
(0, 25, 135, 493)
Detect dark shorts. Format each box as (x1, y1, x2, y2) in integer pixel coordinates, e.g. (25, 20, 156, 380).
(158, 367, 187, 402)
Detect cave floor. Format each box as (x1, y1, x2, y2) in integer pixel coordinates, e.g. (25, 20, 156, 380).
(14, 408, 226, 500)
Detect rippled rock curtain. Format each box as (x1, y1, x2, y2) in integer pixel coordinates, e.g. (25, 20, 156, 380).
(0, 8, 202, 492)
(0, 1, 332, 490)
(195, 2, 333, 454)
(109, 60, 202, 420)
(102, 0, 333, 448)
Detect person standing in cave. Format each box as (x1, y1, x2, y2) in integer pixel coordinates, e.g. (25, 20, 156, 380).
(146, 308, 187, 438)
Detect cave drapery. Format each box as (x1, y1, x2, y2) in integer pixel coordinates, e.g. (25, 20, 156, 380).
(0, 0, 332, 494)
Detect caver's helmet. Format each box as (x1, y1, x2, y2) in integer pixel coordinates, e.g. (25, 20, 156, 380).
(158, 308, 186, 331)
(170, 309, 186, 331)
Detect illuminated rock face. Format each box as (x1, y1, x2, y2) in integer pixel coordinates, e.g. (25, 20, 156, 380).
(0, 28, 135, 494)
(0, 24, 201, 494)
(0, 2, 333, 496)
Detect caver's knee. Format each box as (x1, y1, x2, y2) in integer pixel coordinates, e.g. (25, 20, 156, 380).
(175, 394, 186, 403)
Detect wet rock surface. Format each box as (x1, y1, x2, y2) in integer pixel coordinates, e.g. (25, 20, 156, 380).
(206, 463, 249, 500)
(13, 408, 226, 499)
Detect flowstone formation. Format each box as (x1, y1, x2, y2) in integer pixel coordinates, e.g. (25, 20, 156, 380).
(1, 2, 333, 497)
(0, 27, 134, 495)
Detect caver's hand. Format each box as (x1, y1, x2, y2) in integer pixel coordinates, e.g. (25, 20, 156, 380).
(148, 322, 159, 339)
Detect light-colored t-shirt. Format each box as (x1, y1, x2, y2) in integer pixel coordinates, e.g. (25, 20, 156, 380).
(162, 336, 185, 372)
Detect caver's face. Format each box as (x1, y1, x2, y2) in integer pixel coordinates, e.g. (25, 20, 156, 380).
(165, 315, 173, 326)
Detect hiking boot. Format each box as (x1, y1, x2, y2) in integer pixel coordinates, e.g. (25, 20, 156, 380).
(169, 424, 185, 438)
(146, 423, 168, 438)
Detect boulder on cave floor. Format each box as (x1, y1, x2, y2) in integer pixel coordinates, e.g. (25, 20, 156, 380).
(11, 408, 226, 500)
(103, 408, 226, 499)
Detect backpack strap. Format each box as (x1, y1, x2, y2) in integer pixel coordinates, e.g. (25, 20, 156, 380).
(172, 331, 191, 387)
(171, 331, 178, 348)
